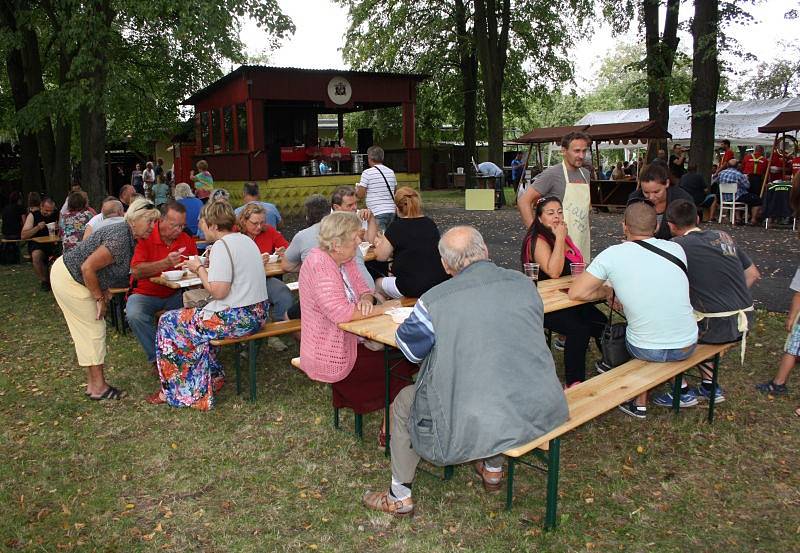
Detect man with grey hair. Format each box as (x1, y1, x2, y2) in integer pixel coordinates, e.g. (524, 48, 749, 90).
(83, 198, 125, 240)
(363, 225, 568, 516)
(234, 181, 282, 229)
(356, 145, 397, 231)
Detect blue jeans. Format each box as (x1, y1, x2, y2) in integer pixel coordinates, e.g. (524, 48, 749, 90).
(375, 213, 395, 232)
(126, 292, 184, 363)
(266, 277, 292, 321)
(626, 341, 696, 363)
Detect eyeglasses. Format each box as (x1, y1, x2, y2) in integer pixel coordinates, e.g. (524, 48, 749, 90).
(137, 202, 156, 212)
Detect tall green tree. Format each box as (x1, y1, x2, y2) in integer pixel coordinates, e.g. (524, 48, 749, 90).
(738, 42, 800, 100)
(0, 1, 294, 205)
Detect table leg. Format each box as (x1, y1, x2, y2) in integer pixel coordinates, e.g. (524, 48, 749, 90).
(708, 353, 720, 423)
(544, 438, 561, 530)
(384, 348, 391, 457)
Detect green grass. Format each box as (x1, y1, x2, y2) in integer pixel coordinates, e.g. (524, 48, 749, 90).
(1, 264, 798, 552)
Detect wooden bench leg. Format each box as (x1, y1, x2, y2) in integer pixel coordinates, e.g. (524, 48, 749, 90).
(235, 343, 242, 396)
(708, 353, 721, 423)
(443, 465, 454, 480)
(505, 457, 516, 510)
(248, 340, 258, 402)
(671, 373, 684, 414)
(354, 413, 363, 440)
(333, 407, 340, 429)
(544, 438, 561, 531)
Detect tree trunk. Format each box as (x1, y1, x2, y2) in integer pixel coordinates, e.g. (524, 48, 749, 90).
(689, 0, 720, 185)
(79, 0, 113, 207)
(474, 0, 509, 166)
(53, 51, 72, 194)
(455, 0, 478, 184)
(5, 47, 42, 197)
(643, 0, 680, 162)
(80, 107, 107, 206)
(19, 27, 61, 197)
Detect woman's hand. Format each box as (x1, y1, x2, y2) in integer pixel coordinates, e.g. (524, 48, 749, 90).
(357, 296, 375, 316)
(553, 220, 568, 241)
(183, 258, 202, 273)
(274, 246, 286, 257)
(95, 297, 108, 320)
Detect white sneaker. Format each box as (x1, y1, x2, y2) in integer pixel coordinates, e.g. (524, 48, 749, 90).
(267, 336, 288, 351)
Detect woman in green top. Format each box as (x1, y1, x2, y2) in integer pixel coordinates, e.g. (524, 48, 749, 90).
(191, 159, 214, 203)
(153, 176, 170, 208)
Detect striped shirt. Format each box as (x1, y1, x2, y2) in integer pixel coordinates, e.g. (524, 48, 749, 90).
(357, 165, 396, 216)
(395, 299, 435, 364)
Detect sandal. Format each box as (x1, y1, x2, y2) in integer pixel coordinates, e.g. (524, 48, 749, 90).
(146, 390, 166, 405)
(794, 407, 800, 417)
(89, 386, 126, 401)
(212, 377, 224, 394)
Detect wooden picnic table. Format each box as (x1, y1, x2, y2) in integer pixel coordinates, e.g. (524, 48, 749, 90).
(30, 235, 61, 244)
(339, 275, 579, 348)
(338, 275, 585, 455)
(149, 246, 377, 289)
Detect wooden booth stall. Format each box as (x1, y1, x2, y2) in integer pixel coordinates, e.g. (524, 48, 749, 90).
(179, 66, 426, 215)
(514, 121, 671, 209)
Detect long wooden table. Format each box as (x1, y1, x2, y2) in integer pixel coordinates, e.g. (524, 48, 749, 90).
(338, 275, 587, 455)
(339, 276, 580, 349)
(150, 246, 377, 289)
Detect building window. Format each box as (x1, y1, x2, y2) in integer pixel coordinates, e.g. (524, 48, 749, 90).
(211, 108, 222, 153)
(223, 106, 234, 152)
(200, 111, 209, 153)
(237, 103, 248, 151)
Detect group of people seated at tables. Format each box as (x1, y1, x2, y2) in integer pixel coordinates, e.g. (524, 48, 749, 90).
(23, 139, 800, 516)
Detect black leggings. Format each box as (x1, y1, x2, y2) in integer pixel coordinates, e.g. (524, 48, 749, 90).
(544, 303, 606, 384)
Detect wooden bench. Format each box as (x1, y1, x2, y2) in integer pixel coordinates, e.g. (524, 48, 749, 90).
(502, 342, 734, 530)
(210, 319, 301, 401)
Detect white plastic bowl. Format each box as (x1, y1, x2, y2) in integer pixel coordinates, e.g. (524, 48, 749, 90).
(359, 242, 371, 256)
(387, 307, 413, 324)
(162, 270, 184, 281)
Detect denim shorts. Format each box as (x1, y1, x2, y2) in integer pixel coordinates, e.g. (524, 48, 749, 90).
(626, 341, 696, 363)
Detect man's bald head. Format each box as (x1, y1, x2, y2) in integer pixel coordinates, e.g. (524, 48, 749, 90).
(102, 199, 124, 218)
(623, 201, 657, 237)
(727, 158, 738, 169)
(438, 225, 488, 275)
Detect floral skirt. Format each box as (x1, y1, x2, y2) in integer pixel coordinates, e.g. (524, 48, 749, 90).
(156, 301, 268, 410)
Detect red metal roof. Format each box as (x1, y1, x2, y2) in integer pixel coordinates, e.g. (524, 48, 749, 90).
(757, 111, 800, 133)
(184, 65, 429, 105)
(514, 120, 670, 144)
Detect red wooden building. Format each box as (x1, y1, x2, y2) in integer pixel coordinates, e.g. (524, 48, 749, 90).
(177, 66, 426, 185)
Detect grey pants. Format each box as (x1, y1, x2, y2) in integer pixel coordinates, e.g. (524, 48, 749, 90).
(390, 385, 503, 483)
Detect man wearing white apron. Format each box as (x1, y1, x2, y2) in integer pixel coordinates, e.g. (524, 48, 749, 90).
(517, 132, 593, 262)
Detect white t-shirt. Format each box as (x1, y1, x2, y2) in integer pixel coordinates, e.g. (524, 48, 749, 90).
(357, 165, 396, 216)
(587, 238, 697, 350)
(204, 233, 268, 314)
(86, 212, 104, 229)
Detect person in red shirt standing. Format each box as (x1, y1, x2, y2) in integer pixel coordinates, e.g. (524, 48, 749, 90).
(716, 139, 734, 174)
(126, 201, 198, 367)
(237, 202, 293, 351)
(792, 153, 800, 177)
(742, 145, 768, 196)
(768, 147, 788, 183)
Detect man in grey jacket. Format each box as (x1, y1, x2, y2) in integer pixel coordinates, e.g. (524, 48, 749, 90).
(362, 226, 568, 516)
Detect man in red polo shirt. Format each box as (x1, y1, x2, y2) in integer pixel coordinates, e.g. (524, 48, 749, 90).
(126, 201, 197, 367)
(742, 145, 768, 195)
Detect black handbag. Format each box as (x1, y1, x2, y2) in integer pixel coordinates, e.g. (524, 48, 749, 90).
(600, 294, 631, 368)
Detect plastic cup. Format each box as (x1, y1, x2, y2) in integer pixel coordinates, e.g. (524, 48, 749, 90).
(523, 262, 540, 282)
(46, 222, 56, 236)
(570, 262, 585, 275)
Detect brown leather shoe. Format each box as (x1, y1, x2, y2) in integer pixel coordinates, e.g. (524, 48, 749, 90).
(474, 461, 504, 493)
(362, 490, 414, 517)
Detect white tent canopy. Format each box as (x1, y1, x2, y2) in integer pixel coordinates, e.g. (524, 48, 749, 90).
(575, 97, 800, 146)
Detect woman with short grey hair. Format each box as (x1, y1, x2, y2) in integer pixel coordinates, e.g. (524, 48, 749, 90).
(51, 198, 161, 400)
(174, 182, 203, 236)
